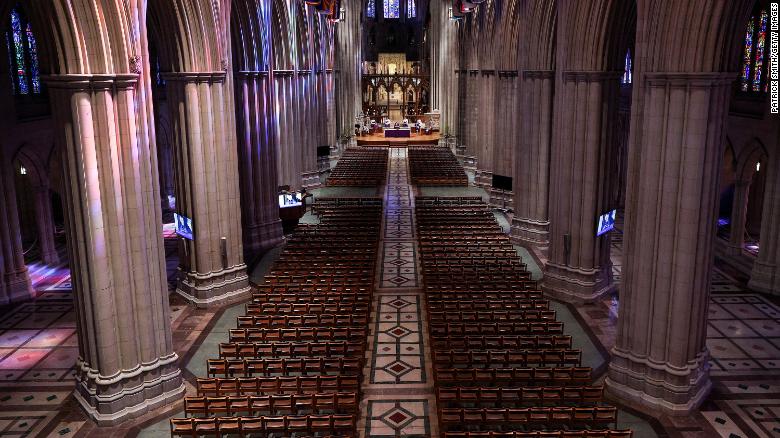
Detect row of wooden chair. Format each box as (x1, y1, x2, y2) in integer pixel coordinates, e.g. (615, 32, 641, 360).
(430, 321, 565, 336)
(228, 327, 367, 343)
(430, 335, 572, 350)
(245, 302, 370, 316)
(434, 367, 594, 387)
(218, 341, 365, 360)
(326, 147, 388, 186)
(408, 146, 469, 186)
(170, 415, 355, 437)
(432, 349, 582, 368)
(427, 299, 550, 311)
(173, 199, 383, 436)
(439, 406, 618, 430)
(183, 393, 358, 417)
(205, 356, 363, 379)
(236, 314, 370, 329)
(251, 293, 369, 305)
(437, 386, 604, 407)
(428, 310, 557, 323)
(196, 376, 360, 396)
(413, 197, 629, 435)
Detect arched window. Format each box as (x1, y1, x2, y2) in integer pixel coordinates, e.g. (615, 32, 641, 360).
(384, 0, 399, 19)
(620, 49, 632, 85)
(407, 0, 416, 18)
(740, 7, 768, 93)
(366, 0, 375, 18)
(4, 6, 40, 95)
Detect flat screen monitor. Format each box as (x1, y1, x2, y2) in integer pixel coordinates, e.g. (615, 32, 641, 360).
(174, 213, 194, 240)
(596, 209, 617, 236)
(317, 145, 331, 157)
(279, 192, 303, 208)
(492, 174, 513, 191)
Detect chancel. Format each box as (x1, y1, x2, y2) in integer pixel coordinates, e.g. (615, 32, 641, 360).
(0, 0, 777, 437)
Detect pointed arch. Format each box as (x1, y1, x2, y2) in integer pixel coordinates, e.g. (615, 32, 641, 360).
(736, 138, 769, 181)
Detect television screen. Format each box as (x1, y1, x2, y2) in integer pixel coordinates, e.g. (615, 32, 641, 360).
(278, 192, 303, 208)
(596, 209, 617, 236)
(174, 213, 194, 240)
(317, 145, 331, 157)
(492, 174, 513, 191)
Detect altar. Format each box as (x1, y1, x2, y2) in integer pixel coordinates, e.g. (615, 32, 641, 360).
(384, 128, 411, 138)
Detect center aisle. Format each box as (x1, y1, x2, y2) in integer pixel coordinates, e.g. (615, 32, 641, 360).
(359, 147, 439, 437)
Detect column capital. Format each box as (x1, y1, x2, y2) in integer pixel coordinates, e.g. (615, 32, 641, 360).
(160, 71, 227, 83)
(43, 74, 139, 90)
(562, 70, 621, 83)
(273, 69, 296, 77)
(643, 71, 736, 87)
(522, 69, 554, 80)
(236, 70, 270, 78)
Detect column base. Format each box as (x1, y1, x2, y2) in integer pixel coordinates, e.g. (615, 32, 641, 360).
(244, 219, 284, 255)
(488, 187, 513, 212)
(73, 354, 185, 426)
(302, 170, 321, 189)
(177, 264, 251, 307)
(541, 262, 614, 303)
(40, 250, 61, 267)
(748, 260, 779, 294)
(2, 270, 34, 304)
(605, 348, 711, 416)
(510, 217, 550, 249)
(474, 169, 492, 189)
(724, 243, 746, 257)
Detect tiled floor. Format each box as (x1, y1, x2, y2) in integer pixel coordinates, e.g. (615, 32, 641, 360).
(370, 295, 427, 384)
(580, 211, 780, 438)
(380, 242, 419, 288)
(361, 147, 437, 438)
(1, 155, 776, 438)
(364, 399, 432, 437)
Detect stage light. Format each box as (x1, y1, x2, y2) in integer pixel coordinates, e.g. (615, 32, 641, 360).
(19, 165, 26, 175)
(756, 161, 761, 172)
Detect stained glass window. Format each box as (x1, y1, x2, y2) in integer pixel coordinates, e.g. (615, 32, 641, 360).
(741, 16, 754, 91)
(25, 23, 39, 93)
(10, 9, 27, 94)
(740, 9, 769, 94)
(407, 0, 416, 18)
(367, 0, 375, 18)
(5, 32, 14, 94)
(6, 7, 41, 95)
(384, 0, 399, 18)
(753, 10, 767, 92)
(621, 50, 632, 85)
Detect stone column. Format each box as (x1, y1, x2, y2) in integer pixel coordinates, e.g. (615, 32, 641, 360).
(606, 73, 733, 415)
(163, 72, 250, 306)
(474, 70, 497, 190)
(33, 185, 60, 266)
(335, 0, 362, 139)
(0, 149, 32, 304)
(300, 71, 321, 189)
(749, 146, 780, 294)
(727, 179, 751, 256)
(235, 71, 284, 259)
(542, 71, 619, 302)
(273, 71, 303, 188)
(512, 70, 553, 249)
(46, 74, 184, 425)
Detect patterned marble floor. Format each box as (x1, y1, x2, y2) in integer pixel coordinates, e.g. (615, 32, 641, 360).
(578, 213, 780, 438)
(361, 147, 436, 438)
